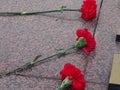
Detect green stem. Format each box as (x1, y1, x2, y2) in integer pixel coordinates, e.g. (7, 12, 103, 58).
(0, 46, 75, 77)
(0, 9, 80, 15)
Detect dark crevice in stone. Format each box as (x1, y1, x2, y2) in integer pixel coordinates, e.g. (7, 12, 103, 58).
(83, 53, 91, 74)
(82, 0, 104, 79)
(81, 0, 105, 86)
(93, 0, 104, 36)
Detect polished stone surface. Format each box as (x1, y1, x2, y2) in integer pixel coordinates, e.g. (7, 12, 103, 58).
(0, 0, 118, 90)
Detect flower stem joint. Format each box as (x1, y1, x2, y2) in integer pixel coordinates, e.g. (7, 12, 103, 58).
(60, 6, 66, 13)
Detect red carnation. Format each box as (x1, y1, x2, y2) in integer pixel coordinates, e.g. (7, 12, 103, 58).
(76, 28, 96, 52)
(81, 0, 97, 20)
(60, 63, 86, 90)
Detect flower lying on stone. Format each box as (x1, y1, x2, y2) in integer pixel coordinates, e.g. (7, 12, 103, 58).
(76, 28, 96, 52)
(0, 0, 97, 21)
(0, 28, 96, 78)
(56, 63, 86, 90)
(81, 0, 97, 20)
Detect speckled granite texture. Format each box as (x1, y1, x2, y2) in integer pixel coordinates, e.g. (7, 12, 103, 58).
(0, 0, 119, 90)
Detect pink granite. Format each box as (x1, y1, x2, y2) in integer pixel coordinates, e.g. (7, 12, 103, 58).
(0, 75, 61, 90)
(0, 0, 104, 90)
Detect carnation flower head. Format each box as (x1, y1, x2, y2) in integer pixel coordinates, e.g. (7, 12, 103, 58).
(81, 0, 97, 20)
(76, 28, 96, 52)
(60, 63, 86, 90)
